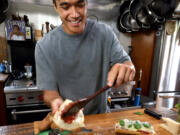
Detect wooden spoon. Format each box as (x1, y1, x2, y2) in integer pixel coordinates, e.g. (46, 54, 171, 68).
(61, 85, 111, 118)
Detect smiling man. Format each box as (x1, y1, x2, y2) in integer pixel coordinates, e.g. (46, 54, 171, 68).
(35, 0, 135, 115)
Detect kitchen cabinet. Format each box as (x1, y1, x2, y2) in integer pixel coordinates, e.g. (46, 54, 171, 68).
(0, 36, 8, 62)
(0, 73, 8, 126)
(131, 30, 156, 96)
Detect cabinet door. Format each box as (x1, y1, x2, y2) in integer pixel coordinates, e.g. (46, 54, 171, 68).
(0, 81, 7, 126)
(131, 30, 156, 96)
(0, 36, 8, 62)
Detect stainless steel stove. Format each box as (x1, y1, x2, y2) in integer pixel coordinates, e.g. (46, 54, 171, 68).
(4, 76, 50, 125)
(4, 79, 43, 106)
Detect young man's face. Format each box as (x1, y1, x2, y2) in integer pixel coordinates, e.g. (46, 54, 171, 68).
(54, 0, 87, 35)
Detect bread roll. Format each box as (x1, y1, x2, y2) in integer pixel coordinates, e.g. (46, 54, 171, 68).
(52, 99, 85, 131)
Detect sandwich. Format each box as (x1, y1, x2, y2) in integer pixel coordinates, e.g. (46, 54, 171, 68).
(34, 99, 85, 134)
(52, 99, 85, 131)
(115, 119, 156, 135)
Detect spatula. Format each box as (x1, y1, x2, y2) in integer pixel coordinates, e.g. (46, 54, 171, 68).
(61, 85, 111, 118)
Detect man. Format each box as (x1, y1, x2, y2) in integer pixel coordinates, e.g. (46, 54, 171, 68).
(35, 0, 135, 115)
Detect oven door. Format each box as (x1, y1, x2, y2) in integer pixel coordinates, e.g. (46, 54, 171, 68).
(6, 104, 51, 125)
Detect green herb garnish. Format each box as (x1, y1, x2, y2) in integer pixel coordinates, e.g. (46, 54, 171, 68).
(128, 124, 132, 128)
(143, 123, 151, 128)
(134, 112, 144, 115)
(175, 102, 180, 122)
(134, 121, 141, 129)
(119, 120, 125, 126)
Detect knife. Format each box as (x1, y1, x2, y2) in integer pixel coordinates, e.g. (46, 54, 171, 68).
(144, 108, 162, 119)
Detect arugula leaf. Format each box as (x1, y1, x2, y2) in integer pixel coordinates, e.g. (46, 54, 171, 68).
(134, 112, 144, 115)
(128, 124, 132, 128)
(119, 120, 125, 126)
(134, 121, 141, 129)
(143, 123, 151, 128)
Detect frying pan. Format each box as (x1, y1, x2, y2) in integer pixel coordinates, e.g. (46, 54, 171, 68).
(117, 15, 127, 33)
(136, 6, 156, 28)
(120, 10, 132, 32)
(119, 0, 131, 15)
(128, 15, 140, 31)
(129, 0, 143, 20)
(130, 0, 164, 29)
(0, 0, 8, 14)
(129, 0, 150, 29)
(117, 0, 131, 33)
(120, 10, 140, 32)
(148, 0, 177, 18)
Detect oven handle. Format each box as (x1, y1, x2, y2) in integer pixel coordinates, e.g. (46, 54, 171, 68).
(11, 109, 51, 120)
(11, 109, 51, 115)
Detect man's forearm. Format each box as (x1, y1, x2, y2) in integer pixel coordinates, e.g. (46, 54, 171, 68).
(43, 90, 63, 107)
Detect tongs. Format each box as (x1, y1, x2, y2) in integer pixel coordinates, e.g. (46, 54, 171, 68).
(61, 85, 111, 118)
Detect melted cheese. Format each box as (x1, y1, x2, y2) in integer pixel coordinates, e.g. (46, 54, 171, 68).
(52, 99, 85, 130)
(116, 119, 155, 134)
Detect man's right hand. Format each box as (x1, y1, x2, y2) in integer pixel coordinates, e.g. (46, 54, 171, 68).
(43, 90, 64, 115)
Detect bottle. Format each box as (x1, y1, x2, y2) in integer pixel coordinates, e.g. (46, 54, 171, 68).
(24, 15, 33, 41)
(134, 87, 141, 106)
(134, 69, 142, 106)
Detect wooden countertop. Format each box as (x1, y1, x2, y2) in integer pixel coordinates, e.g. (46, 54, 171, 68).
(0, 109, 173, 135)
(0, 73, 8, 82)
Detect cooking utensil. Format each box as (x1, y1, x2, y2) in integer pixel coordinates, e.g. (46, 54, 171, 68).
(61, 85, 111, 118)
(120, 10, 132, 32)
(148, 0, 177, 18)
(128, 15, 140, 31)
(117, 0, 131, 33)
(129, 0, 143, 20)
(136, 6, 155, 28)
(144, 108, 162, 119)
(117, 16, 126, 33)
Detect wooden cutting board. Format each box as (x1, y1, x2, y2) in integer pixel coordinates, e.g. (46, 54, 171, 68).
(34, 109, 173, 135)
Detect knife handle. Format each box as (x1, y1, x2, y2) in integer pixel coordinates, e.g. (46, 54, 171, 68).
(144, 108, 162, 119)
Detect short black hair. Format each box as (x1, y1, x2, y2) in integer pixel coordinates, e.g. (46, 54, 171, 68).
(52, 0, 56, 7)
(52, 0, 87, 7)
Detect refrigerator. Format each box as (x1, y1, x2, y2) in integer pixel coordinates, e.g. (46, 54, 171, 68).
(150, 20, 180, 109)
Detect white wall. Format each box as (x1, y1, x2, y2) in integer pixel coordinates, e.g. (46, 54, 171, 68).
(118, 32, 131, 53)
(0, 22, 6, 37)
(99, 20, 131, 54)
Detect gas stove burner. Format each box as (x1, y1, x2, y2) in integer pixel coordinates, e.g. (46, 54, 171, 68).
(10, 80, 34, 87)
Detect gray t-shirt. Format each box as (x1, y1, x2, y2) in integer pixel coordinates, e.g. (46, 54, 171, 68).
(35, 20, 130, 115)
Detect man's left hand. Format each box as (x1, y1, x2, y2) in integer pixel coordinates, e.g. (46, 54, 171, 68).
(107, 61, 135, 88)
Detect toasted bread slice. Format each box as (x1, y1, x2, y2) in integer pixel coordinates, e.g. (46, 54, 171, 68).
(115, 119, 156, 135)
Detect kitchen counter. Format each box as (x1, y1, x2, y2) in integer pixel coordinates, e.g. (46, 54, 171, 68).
(0, 108, 174, 135)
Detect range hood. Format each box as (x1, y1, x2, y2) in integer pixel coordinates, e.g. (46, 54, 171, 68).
(9, 0, 122, 20)
(9, 0, 180, 20)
